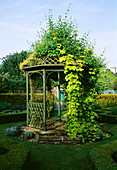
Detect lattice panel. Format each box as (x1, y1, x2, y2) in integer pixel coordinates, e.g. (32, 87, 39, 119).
(41, 57, 62, 65)
(28, 102, 43, 129)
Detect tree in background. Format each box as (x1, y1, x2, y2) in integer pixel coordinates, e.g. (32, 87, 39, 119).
(96, 68, 117, 94)
(0, 51, 29, 80)
(0, 51, 29, 93)
(112, 79, 117, 94)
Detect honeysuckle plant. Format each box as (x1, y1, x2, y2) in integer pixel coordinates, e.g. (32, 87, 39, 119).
(20, 9, 111, 143)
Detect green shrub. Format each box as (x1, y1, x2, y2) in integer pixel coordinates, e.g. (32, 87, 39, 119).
(94, 104, 101, 109)
(111, 107, 117, 115)
(0, 76, 9, 93)
(11, 105, 26, 110)
(0, 102, 12, 111)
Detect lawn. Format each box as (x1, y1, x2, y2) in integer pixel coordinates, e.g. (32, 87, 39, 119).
(0, 121, 117, 169)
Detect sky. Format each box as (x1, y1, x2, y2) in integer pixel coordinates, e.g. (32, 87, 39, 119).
(0, 0, 117, 68)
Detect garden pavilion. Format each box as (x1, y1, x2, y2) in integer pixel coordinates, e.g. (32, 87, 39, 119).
(23, 57, 65, 131)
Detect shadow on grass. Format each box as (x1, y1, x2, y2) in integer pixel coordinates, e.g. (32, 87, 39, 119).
(22, 145, 93, 170)
(0, 147, 9, 155)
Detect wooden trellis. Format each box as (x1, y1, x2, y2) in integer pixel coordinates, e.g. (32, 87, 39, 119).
(28, 102, 43, 129)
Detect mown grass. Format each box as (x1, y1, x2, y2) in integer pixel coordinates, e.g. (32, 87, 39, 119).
(22, 125, 117, 170)
(0, 121, 117, 169)
(0, 121, 30, 169)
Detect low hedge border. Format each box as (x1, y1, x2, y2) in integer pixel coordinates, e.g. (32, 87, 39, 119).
(89, 140, 117, 169)
(0, 135, 30, 169)
(0, 93, 26, 105)
(0, 113, 26, 124)
(97, 94, 117, 99)
(97, 114, 117, 124)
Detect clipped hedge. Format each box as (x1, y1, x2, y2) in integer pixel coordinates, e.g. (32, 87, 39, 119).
(0, 135, 30, 169)
(97, 114, 117, 124)
(0, 93, 26, 106)
(0, 112, 26, 124)
(96, 94, 117, 108)
(0, 93, 53, 103)
(0, 93, 54, 118)
(89, 140, 117, 169)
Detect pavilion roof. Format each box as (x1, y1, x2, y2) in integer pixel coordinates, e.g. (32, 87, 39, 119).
(23, 56, 64, 71)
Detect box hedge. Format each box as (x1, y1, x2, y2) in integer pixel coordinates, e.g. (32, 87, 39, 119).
(0, 93, 46, 104)
(96, 94, 117, 108)
(0, 93, 54, 118)
(96, 114, 117, 124)
(89, 140, 117, 169)
(0, 93, 53, 104)
(0, 93, 26, 106)
(0, 112, 26, 124)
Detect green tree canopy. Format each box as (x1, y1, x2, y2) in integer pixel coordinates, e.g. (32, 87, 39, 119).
(0, 51, 29, 93)
(0, 51, 29, 81)
(112, 79, 117, 92)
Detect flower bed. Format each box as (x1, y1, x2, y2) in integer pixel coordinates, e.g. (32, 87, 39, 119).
(5, 119, 113, 145)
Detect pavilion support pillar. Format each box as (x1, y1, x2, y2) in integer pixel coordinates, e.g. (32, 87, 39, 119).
(43, 69, 46, 131)
(26, 71, 29, 126)
(58, 71, 61, 121)
(29, 75, 33, 102)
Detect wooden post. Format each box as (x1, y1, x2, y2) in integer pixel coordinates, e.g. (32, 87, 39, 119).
(29, 76, 33, 102)
(58, 71, 61, 121)
(43, 69, 46, 131)
(26, 71, 29, 126)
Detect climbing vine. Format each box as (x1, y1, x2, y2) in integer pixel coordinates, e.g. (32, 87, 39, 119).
(60, 53, 105, 143)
